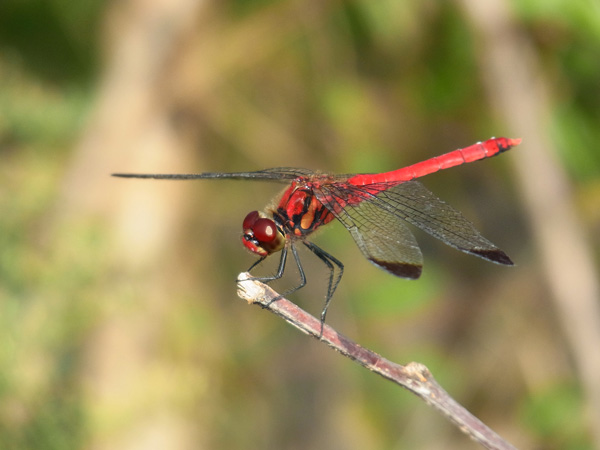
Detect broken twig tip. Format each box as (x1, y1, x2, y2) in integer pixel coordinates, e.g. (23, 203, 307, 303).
(236, 272, 265, 304)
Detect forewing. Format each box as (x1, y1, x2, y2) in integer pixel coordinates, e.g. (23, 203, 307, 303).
(315, 184, 424, 279)
(368, 181, 512, 265)
(112, 167, 314, 182)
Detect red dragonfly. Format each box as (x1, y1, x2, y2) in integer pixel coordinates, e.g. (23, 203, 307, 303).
(113, 137, 520, 323)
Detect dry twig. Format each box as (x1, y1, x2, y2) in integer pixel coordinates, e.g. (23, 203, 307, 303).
(237, 273, 518, 450)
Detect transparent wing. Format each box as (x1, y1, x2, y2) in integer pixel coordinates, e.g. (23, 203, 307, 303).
(315, 183, 424, 279)
(369, 181, 512, 265)
(314, 180, 511, 278)
(112, 167, 315, 182)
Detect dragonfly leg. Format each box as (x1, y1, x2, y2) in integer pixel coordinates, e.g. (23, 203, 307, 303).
(246, 256, 267, 273)
(302, 241, 344, 334)
(268, 244, 306, 296)
(244, 244, 308, 305)
(263, 243, 307, 307)
(245, 247, 288, 283)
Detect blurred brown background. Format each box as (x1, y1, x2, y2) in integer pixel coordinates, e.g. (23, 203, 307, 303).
(1, 0, 599, 449)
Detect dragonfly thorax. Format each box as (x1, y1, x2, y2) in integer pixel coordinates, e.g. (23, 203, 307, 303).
(241, 210, 285, 257)
(275, 184, 335, 237)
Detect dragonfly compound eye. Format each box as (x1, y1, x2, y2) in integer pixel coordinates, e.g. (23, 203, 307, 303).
(242, 210, 260, 230)
(241, 212, 285, 255)
(253, 218, 278, 243)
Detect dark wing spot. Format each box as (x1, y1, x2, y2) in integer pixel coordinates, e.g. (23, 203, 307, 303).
(369, 258, 423, 279)
(471, 249, 513, 266)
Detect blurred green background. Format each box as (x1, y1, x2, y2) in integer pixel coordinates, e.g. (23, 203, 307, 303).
(1, 0, 600, 449)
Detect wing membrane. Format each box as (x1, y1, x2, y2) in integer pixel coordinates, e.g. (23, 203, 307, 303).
(315, 184, 423, 279)
(363, 181, 512, 265)
(315, 179, 511, 277)
(112, 167, 314, 182)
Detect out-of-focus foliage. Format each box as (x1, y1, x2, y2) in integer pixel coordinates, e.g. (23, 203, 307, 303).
(0, 0, 102, 84)
(511, 0, 600, 181)
(0, 0, 598, 449)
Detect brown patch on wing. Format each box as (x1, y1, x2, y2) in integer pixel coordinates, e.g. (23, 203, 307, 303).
(471, 249, 513, 266)
(369, 258, 422, 279)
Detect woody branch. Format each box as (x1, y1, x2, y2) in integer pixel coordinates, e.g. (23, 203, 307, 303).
(237, 273, 517, 450)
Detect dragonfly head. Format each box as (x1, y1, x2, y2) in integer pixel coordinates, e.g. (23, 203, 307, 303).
(241, 211, 285, 257)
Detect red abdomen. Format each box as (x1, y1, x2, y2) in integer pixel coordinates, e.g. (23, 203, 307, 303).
(275, 183, 335, 237)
